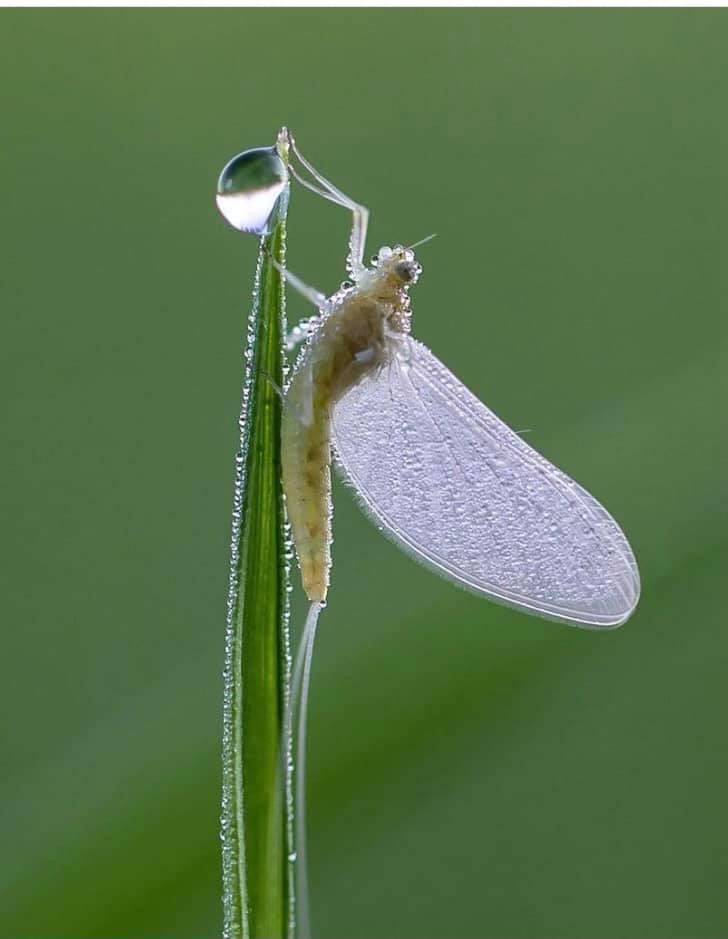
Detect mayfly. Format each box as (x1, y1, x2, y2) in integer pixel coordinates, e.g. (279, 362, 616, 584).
(217, 129, 640, 939)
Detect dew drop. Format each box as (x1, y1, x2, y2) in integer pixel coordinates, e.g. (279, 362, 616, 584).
(216, 145, 288, 234)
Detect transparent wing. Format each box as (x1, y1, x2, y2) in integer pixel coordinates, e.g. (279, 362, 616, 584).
(332, 337, 640, 628)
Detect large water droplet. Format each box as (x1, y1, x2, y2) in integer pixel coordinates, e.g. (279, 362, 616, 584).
(216, 145, 288, 234)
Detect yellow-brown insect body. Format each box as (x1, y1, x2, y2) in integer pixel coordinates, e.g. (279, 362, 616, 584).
(282, 246, 421, 601)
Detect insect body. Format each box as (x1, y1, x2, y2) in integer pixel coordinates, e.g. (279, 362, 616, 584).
(281, 246, 419, 602)
(279, 134, 639, 628)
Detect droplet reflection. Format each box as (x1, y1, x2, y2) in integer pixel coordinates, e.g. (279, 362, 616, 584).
(216, 145, 288, 234)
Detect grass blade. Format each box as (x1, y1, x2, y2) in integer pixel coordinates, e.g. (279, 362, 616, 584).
(221, 130, 292, 939)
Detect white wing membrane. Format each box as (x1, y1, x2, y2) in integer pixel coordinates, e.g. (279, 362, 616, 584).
(332, 337, 640, 628)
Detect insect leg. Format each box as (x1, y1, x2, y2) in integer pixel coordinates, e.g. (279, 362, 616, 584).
(267, 251, 331, 312)
(285, 315, 320, 351)
(288, 136, 369, 278)
(260, 368, 284, 400)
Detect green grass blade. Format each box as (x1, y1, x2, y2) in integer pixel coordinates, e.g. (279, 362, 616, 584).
(221, 134, 291, 939)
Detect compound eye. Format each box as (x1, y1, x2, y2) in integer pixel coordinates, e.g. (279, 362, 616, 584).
(395, 261, 416, 282)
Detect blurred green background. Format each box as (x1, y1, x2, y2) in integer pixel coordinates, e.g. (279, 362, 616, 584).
(1, 10, 724, 939)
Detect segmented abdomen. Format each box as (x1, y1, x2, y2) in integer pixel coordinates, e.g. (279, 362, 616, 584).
(281, 367, 333, 602)
(281, 293, 395, 602)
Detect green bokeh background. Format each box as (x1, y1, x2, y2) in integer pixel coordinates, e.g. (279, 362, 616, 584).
(1, 10, 724, 939)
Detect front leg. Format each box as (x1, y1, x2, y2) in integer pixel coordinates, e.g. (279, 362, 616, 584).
(267, 251, 331, 313)
(286, 314, 321, 351)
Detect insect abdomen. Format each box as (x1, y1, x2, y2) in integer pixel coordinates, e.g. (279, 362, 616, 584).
(282, 293, 396, 602)
(281, 373, 333, 602)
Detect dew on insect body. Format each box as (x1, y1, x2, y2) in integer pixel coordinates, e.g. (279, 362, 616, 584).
(216, 145, 289, 234)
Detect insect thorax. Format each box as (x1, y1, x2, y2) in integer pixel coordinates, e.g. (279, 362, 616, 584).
(353, 244, 422, 335)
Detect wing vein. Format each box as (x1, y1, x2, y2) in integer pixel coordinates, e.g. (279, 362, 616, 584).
(332, 336, 639, 627)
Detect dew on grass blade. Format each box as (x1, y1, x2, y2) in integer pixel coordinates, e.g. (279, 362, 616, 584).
(218, 127, 293, 939)
(216, 144, 289, 234)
